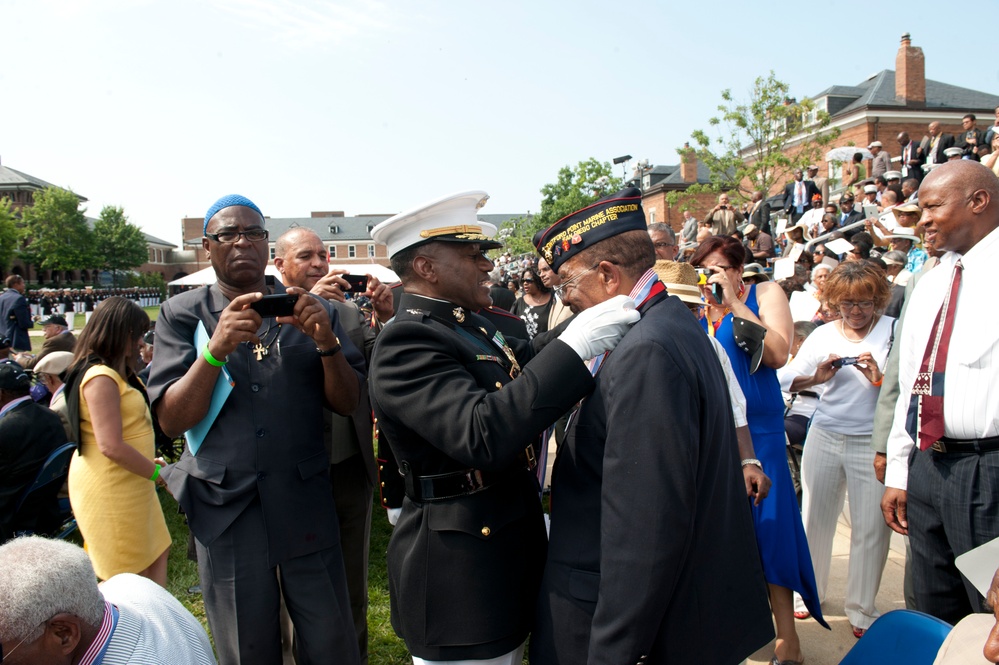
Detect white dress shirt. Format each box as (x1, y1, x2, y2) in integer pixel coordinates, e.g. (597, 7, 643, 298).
(885, 224, 999, 490)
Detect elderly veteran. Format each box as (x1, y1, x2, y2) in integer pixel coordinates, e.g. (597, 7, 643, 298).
(531, 190, 774, 665)
(14, 314, 75, 370)
(0, 536, 215, 664)
(368, 190, 638, 665)
(147, 194, 366, 665)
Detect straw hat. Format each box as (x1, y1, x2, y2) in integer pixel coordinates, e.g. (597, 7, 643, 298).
(652, 260, 703, 306)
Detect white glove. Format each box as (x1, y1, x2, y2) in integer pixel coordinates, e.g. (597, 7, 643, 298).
(558, 294, 640, 361)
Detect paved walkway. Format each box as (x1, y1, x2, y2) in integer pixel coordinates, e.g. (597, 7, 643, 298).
(747, 505, 908, 665)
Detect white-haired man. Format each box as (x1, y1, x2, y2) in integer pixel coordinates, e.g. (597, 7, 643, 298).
(0, 536, 215, 664)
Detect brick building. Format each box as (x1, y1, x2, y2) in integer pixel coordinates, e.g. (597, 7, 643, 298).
(638, 146, 736, 231)
(763, 33, 999, 200)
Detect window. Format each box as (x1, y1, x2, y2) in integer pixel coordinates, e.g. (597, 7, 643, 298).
(649, 208, 656, 224)
(149, 248, 155, 262)
(368, 244, 376, 257)
(329, 245, 337, 258)
(348, 245, 356, 258)
(269, 247, 276, 260)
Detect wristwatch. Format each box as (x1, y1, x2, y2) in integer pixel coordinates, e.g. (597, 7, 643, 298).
(317, 335, 342, 357)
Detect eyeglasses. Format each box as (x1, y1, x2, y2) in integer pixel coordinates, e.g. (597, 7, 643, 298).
(1, 625, 39, 663)
(521, 279, 535, 285)
(653, 242, 675, 250)
(837, 300, 875, 311)
(553, 264, 599, 300)
(204, 228, 269, 243)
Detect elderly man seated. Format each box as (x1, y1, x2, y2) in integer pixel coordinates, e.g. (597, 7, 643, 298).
(0, 536, 216, 664)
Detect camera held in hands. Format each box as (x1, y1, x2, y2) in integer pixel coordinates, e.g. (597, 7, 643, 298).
(251, 293, 300, 318)
(832, 356, 860, 368)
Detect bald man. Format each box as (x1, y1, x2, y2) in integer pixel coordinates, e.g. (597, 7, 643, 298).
(881, 161, 999, 625)
(924, 121, 956, 168)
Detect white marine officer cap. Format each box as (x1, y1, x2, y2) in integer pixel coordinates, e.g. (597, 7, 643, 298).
(371, 191, 503, 258)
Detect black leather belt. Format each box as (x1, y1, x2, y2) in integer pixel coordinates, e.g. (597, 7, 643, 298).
(401, 445, 536, 502)
(930, 436, 999, 454)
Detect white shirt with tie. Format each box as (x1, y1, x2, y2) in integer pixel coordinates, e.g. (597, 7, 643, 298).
(885, 224, 999, 490)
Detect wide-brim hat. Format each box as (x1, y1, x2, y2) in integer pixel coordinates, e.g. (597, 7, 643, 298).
(742, 263, 771, 283)
(371, 191, 502, 258)
(533, 187, 647, 272)
(652, 260, 703, 306)
(886, 227, 920, 244)
(783, 221, 812, 241)
(732, 317, 767, 374)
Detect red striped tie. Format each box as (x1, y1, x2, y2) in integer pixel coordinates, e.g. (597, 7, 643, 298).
(913, 261, 963, 450)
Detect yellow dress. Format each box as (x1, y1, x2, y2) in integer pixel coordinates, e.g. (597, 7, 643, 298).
(68, 365, 171, 580)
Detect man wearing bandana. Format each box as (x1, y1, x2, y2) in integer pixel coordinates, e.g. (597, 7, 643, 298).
(147, 195, 366, 665)
(530, 188, 774, 665)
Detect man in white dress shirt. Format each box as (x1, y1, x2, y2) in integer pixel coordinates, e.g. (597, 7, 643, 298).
(881, 160, 999, 625)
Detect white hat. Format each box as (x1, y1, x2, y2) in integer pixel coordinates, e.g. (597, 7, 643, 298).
(868, 141, 883, 149)
(863, 184, 878, 194)
(884, 170, 903, 181)
(371, 191, 502, 258)
(32, 351, 74, 376)
(943, 147, 964, 158)
(886, 227, 920, 243)
(783, 220, 812, 241)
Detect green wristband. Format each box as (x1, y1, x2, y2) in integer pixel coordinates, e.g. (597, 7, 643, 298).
(203, 346, 228, 367)
(150, 464, 161, 482)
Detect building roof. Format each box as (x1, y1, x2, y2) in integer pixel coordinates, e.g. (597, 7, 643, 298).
(0, 165, 88, 201)
(811, 69, 999, 116)
(184, 212, 529, 246)
(143, 232, 175, 247)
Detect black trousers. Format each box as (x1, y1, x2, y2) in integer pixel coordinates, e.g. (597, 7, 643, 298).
(907, 446, 999, 624)
(196, 498, 359, 665)
(331, 454, 374, 665)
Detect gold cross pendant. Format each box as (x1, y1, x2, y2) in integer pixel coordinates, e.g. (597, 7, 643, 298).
(252, 343, 268, 361)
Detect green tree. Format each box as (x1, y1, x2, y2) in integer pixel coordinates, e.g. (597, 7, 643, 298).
(499, 158, 622, 256)
(0, 198, 17, 273)
(669, 71, 840, 207)
(20, 186, 94, 275)
(93, 205, 149, 287)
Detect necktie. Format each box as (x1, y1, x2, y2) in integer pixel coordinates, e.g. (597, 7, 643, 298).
(908, 260, 963, 450)
(796, 182, 804, 209)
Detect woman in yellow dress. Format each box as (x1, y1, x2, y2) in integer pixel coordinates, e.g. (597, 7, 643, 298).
(67, 296, 171, 585)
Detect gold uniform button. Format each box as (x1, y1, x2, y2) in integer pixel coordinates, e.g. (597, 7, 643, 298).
(379, 465, 384, 471)
(481, 526, 491, 537)
(495, 382, 503, 389)
(380, 481, 385, 488)
(382, 498, 388, 504)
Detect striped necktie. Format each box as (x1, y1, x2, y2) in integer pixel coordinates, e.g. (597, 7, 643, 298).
(907, 260, 963, 450)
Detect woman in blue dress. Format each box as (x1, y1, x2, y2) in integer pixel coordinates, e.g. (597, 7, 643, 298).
(691, 236, 828, 665)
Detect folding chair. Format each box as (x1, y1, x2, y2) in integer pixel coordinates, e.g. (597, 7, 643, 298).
(11, 442, 78, 540)
(838, 609, 953, 665)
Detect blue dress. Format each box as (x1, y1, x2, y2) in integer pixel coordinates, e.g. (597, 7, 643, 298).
(712, 283, 828, 628)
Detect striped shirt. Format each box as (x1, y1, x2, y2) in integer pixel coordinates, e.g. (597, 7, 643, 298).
(885, 224, 999, 489)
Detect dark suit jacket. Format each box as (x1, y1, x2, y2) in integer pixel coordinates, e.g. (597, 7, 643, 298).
(900, 141, 925, 181)
(925, 133, 955, 166)
(956, 128, 987, 160)
(369, 292, 593, 660)
(0, 289, 33, 351)
(326, 300, 377, 485)
(531, 292, 773, 665)
(0, 399, 68, 541)
(839, 209, 866, 240)
(488, 286, 516, 312)
(25, 332, 76, 370)
(749, 200, 772, 236)
(783, 180, 821, 214)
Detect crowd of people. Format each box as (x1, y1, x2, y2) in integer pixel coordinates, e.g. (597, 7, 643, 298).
(2, 143, 999, 665)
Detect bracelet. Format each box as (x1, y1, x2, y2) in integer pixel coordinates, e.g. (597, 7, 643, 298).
(741, 458, 763, 469)
(203, 346, 228, 367)
(317, 336, 342, 357)
(871, 375, 884, 387)
(150, 464, 161, 482)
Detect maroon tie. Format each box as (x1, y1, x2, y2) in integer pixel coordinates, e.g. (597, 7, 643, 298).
(912, 261, 963, 450)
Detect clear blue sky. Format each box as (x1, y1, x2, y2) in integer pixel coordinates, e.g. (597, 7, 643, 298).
(2, 0, 994, 245)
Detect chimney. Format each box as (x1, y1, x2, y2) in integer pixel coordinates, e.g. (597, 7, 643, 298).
(680, 143, 697, 183)
(895, 33, 925, 105)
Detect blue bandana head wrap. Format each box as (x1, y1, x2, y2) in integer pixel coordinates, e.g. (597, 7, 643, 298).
(204, 194, 264, 235)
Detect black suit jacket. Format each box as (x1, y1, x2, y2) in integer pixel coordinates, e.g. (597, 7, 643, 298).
(783, 180, 821, 214)
(900, 141, 926, 182)
(839, 209, 866, 240)
(0, 399, 69, 541)
(369, 292, 593, 660)
(531, 292, 773, 665)
(956, 128, 987, 160)
(925, 133, 955, 166)
(749, 200, 772, 235)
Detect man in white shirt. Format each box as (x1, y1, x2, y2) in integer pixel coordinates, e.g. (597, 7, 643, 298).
(881, 160, 999, 625)
(0, 536, 216, 664)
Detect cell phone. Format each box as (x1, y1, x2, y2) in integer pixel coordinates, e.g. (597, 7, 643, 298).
(250, 293, 299, 318)
(832, 356, 860, 368)
(342, 274, 368, 293)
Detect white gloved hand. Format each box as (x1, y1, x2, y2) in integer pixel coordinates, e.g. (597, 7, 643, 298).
(558, 294, 640, 361)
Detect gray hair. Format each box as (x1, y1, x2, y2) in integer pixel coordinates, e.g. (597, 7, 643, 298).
(646, 223, 677, 243)
(0, 537, 104, 644)
(882, 250, 909, 266)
